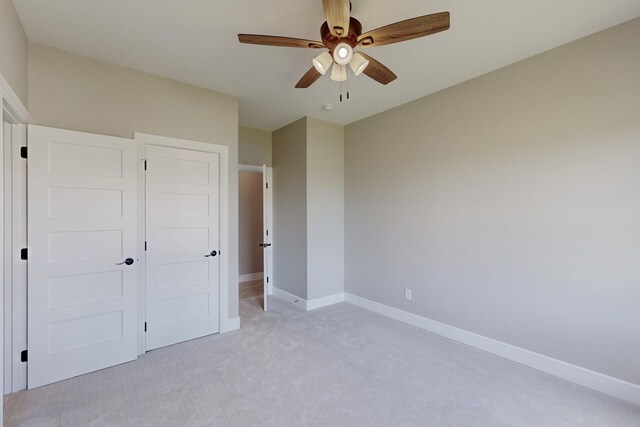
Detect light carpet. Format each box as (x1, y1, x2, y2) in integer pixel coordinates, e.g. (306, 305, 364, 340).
(4, 281, 640, 426)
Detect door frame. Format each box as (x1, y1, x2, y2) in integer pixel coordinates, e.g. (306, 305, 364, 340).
(3, 120, 28, 394)
(135, 133, 230, 354)
(2, 72, 30, 394)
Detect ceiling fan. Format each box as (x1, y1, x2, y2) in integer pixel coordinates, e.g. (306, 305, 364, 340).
(238, 0, 450, 89)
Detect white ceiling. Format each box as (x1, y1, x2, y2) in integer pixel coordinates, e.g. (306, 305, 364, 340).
(13, 0, 640, 131)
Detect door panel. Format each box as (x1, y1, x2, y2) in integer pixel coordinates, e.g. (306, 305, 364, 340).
(262, 166, 273, 311)
(27, 125, 138, 388)
(145, 145, 220, 350)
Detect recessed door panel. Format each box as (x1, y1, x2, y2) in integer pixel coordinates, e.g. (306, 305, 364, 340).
(158, 260, 209, 289)
(48, 271, 123, 308)
(48, 187, 123, 218)
(157, 294, 210, 325)
(48, 311, 124, 354)
(157, 193, 209, 218)
(157, 227, 209, 253)
(48, 141, 123, 177)
(156, 157, 209, 184)
(48, 230, 123, 262)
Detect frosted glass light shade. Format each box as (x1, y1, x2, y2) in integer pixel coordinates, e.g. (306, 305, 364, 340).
(332, 42, 353, 65)
(312, 52, 333, 75)
(330, 64, 347, 81)
(349, 52, 369, 76)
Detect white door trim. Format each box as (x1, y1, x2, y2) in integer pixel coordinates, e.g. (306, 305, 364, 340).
(0, 88, 4, 411)
(8, 125, 26, 393)
(2, 72, 29, 395)
(238, 164, 263, 173)
(134, 133, 231, 348)
(0, 72, 30, 125)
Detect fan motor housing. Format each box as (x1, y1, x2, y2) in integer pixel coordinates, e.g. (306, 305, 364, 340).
(321, 17, 362, 52)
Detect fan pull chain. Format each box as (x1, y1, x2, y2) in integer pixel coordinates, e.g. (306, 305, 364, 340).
(347, 77, 350, 100)
(338, 67, 350, 103)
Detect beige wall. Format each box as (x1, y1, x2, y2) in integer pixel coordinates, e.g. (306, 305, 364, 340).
(0, 0, 28, 105)
(239, 126, 272, 166)
(306, 118, 344, 300)
(28, 43, 241, 319)
(272, 118, 308, 298)
(239, 172, 263, 276)
(272, 117, 345, 301)
(345, 18, 640, 384)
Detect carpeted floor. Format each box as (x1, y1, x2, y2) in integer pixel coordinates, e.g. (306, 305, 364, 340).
(4, 281, 640, 426)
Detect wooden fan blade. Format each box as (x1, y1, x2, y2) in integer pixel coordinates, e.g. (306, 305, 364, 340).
(322, 0, 350, 37)
(295, 67, 323, 88)
(358, 53, 397, 85)
(358, 12, 450, 47)
(238, 34, 324, 49)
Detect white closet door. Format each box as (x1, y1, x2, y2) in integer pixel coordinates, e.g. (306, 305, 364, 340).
(27, 125, 138, 388)
(145, 145, 220, 350)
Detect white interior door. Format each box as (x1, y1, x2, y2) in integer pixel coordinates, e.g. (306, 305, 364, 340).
(27, 125, 138, 388)
(145, 145, 220, 350)
(262, 165, 273, 311)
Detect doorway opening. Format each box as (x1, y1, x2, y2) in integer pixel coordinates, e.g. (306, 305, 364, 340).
(238, 165, 272, 313)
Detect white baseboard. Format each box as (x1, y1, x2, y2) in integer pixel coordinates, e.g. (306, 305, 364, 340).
(239, 272, 263, 282)
(271, 288, 344, 312)
(344, 293, 640, 406)
(307, 293, 345, 311)
(271, 287, 307, 310)
(220, 316, 241, 333)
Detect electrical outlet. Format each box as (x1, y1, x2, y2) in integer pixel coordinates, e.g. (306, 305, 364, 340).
(405, 288, 412, 300)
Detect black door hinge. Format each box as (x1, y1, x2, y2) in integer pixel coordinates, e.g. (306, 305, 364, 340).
(21, 248, 27, 260)
(144, 160, 147, 171)
(267, 277, 269, 283)
(144, 241, 147, 251)
(144, 322, 147, 332)
(20, 147, 27, 159)
(21, 350, 27, 362)
(266, 182, 269, 189)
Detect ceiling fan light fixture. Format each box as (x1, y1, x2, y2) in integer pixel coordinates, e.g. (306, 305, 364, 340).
(333, 42, 353, 65)
(349, 52, 369, 76)
(330, 63, 347, 82)
(239, 6, 449, 89)
(312, 51, 333, 75)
